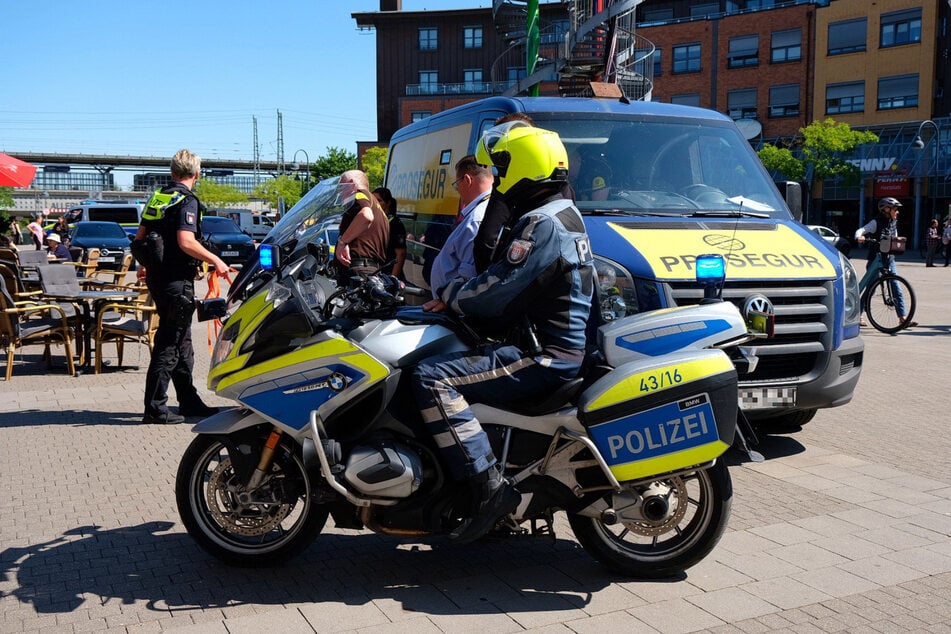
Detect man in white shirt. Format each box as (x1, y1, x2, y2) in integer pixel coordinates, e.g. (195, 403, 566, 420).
(429, 155, 494, 296)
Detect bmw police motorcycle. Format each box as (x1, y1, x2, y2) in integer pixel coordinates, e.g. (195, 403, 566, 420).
(176, 176, 765, 578)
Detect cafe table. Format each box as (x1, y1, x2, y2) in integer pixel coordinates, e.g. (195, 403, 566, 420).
(41, 288, 139, 374)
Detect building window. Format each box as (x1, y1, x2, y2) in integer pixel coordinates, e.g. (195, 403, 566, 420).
(653, 48, 662, 76)
(728, 35, 759, 68)
(464, 25, 483, 49)
(672, 43, 701, 73)
(463, 69, 484, 92)
(643, 8, 673, 23)
(690, 3, 719, 17)
(771, 28, 801, 63)
(419, 27, 437, 51)
(826, 81, 864, 114)
(411, 111, 431, 122)
(507, 66, 527, 84)
(878, 74, 919, 110)
(881, 9, 922, 48)
(828, 18, 866, 55)
(671, 93, 701, 107)
(419, 70, 438, 94)
(727, 88, 757, 119)
(769, 84, 800, 117)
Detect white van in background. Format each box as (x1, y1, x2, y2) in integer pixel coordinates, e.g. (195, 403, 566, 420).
(213, 209, 273, 241)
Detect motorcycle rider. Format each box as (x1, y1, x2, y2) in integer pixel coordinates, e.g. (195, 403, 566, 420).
(411, 125, 595, 543)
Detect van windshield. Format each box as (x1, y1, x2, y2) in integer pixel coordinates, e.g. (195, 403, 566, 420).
(531, 114, 789, 217)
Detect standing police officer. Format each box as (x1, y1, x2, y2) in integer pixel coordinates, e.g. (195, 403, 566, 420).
(411, 125, 594, 543)
(134, 149, 230, 424)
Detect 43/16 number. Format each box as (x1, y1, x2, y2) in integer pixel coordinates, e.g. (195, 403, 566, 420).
(639, 369, 683, 392)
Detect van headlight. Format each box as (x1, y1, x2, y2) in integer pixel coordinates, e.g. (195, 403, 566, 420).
(594, 256, 638, 321)
(840, 253, 862, 329)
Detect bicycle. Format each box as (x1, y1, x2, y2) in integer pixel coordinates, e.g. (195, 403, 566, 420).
(857, 236, 916, 334)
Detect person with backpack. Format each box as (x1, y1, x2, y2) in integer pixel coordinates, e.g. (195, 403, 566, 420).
(134, 149, 229, 425)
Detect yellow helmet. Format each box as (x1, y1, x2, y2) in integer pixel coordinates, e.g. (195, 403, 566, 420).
(475, 123, 569, 195)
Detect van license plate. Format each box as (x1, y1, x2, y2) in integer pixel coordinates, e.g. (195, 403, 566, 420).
(738, 387, 797, 409)
(221, 251, 238, 257)
(99, 256, 115, 263)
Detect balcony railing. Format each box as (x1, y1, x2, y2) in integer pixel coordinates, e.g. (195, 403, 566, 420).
(406, 81, 518, 96)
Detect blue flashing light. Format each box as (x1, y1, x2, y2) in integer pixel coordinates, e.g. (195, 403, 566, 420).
(259, 244, 275, 270)
(695, 254, 725, 284)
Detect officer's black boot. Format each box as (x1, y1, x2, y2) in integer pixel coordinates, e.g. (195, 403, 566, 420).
(450, 465, 520, 544)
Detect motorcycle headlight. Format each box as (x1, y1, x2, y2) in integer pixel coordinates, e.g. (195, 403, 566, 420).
(840, 253, 862, 329)
(594, 256, 638, 321)
(211, 319, 241, 367)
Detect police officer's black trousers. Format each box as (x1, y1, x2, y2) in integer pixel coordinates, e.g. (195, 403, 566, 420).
(144, 278, 201, 415)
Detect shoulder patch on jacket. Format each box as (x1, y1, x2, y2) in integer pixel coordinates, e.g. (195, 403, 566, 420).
(507, 239, 533, 264)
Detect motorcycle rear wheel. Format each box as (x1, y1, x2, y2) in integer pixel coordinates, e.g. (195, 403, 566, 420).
(568, 460, 732, 578)
(175, 435, 328, 566)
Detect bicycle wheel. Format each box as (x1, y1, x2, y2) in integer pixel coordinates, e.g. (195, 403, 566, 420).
(864, 274, 916, 334)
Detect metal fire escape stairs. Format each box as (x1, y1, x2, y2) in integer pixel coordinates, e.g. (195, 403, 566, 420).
(489, 0, 653, 100)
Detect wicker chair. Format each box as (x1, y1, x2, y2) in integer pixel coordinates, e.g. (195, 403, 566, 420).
(0, 274, 76, 380)
(93, 284, 158, 374)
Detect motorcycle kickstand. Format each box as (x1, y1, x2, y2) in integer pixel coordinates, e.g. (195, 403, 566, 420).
(733, 410, 764, 463)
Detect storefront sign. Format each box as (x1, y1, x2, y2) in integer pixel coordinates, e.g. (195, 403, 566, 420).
(874, 178, 909, 198)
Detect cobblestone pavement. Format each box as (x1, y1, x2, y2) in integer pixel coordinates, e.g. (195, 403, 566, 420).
(2, 258, 951, 633)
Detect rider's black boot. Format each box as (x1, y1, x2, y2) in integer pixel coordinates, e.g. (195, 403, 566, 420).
(450, 465, 520, 544)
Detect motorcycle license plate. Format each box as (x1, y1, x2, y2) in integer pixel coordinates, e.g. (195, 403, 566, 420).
(738, 386, 796, 409)
(587, 393, 723, 481)
(221, 250, 239, 257)
(99, 256, 115, 263)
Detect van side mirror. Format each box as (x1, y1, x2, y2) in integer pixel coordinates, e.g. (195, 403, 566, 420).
(777, 181, 802, 221)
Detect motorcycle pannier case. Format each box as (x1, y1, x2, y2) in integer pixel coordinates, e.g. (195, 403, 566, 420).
(577, 349, 737, 483)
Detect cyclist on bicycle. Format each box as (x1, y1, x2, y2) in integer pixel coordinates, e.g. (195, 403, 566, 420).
(855, 197, 917, 327)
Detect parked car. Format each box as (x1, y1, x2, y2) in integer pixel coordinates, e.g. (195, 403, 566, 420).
(808, 225, 852, 257)
(200, 216, 256, 266)
(68, 221, 133, 270)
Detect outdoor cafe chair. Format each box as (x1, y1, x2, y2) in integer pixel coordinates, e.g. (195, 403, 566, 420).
(93, 284, 158, 374)
(0, 262, 42, 302)
(88, 253, 133, 287)
(72, 248, 101, 277)
(0, 274, 76, 380)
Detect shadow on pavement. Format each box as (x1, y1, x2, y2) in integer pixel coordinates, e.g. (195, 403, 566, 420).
(724, 431, 806, 466)
(0, 521, 619, 617)
(0, 409, 143, 427)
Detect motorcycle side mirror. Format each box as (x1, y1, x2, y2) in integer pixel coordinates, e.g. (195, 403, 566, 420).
(195, 297, 228, 322)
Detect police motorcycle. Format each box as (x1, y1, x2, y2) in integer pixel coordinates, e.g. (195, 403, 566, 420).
(176, 177, 766, 578)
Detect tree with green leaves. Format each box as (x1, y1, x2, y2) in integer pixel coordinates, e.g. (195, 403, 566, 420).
(252, 174, 305, 211)
(195, 180, 249, 209)
(312, 147, 358, 181)
(0, 187, 13, 211)
(758, 118, 878, 220)
(362, 146, 388, 190)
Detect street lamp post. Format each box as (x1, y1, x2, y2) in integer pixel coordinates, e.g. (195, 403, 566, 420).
(292, 149, 311, 194)
(911, 120, 941, 251)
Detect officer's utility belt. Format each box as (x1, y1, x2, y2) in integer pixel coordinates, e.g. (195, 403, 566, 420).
(350, 257, 382, 268)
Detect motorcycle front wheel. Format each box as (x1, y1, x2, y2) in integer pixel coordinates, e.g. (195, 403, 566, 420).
(175, 435, 328, 566)
(568, 460, 732, 578)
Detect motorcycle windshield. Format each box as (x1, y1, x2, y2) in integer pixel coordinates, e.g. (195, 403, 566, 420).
(229, 177, 350, 301)
(262, 176, 349, 247)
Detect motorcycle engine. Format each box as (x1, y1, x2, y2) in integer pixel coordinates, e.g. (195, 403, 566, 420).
(343, 442, 424, 498)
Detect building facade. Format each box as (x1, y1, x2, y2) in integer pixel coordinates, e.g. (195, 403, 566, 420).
(354, 0, 948, 242)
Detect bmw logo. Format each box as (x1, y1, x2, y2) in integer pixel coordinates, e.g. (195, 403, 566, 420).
(328, 372, 348, 392)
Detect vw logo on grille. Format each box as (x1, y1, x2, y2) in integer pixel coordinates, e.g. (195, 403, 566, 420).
(703, 234, 746, 251)
(743, 294, 774, 321)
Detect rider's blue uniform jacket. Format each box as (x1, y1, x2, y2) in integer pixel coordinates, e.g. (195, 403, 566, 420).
(439, 197, 595, 356)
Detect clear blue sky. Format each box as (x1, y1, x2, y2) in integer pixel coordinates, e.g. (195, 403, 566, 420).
(1, 1, 490, 168)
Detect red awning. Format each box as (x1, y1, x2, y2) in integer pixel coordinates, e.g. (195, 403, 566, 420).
(0, 152, 38, 188)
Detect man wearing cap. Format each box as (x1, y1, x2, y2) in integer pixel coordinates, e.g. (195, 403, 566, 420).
(45, 233, 73, 262)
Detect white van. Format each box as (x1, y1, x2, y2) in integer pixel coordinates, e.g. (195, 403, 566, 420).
(214, 210, 273, 241)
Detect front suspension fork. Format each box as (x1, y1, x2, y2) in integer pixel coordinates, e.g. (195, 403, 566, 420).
(245, 428, 283, 490)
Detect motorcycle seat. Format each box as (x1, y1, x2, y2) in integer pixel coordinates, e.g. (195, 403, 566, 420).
(503, 377, 586, 416)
